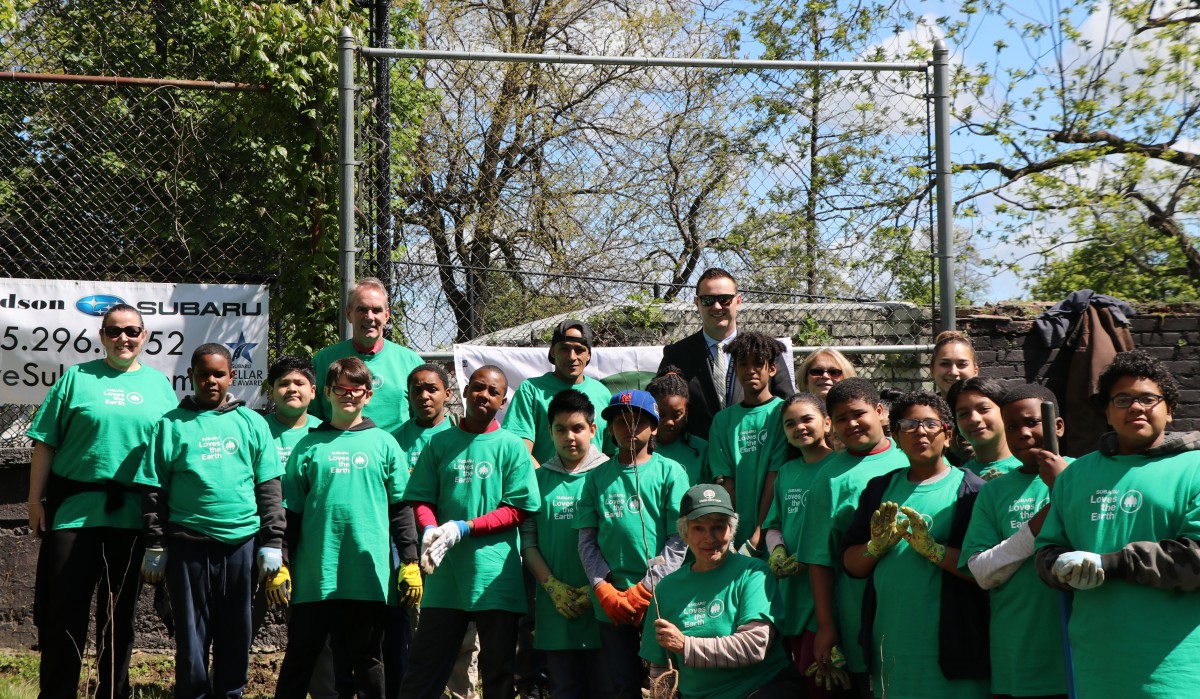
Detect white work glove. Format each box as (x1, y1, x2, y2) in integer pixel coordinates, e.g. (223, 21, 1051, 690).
(420, 520, 468, 574)
(1053, 551, 1105, 590)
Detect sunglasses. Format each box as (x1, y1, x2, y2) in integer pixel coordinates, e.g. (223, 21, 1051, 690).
(330, 385, 369, 398)
(808, 367, 844, 378)
(698, 294, 737, 307)
(102, 325, 143, 338)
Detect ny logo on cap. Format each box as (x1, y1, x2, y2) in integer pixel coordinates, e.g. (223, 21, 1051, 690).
(619, 392, 633, 404)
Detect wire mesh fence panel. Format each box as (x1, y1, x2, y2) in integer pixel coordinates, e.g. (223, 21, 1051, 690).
(354, 51, 941, 386)
(0, 1, 283, 465)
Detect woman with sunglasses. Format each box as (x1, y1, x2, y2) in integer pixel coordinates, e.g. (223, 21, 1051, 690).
(26, 303, 178, 699)
(797, 348, 855, 399)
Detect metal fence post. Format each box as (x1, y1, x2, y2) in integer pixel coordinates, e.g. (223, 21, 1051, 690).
(338, 26, 357, 340)
(932, 39, 955, 333)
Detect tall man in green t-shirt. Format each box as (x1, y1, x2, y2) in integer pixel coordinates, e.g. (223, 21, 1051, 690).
(135, 344, 284, 699)
(1035, 350, 1200, 699)
(503, 319, 612, 467)
(311, 277, 424, 434)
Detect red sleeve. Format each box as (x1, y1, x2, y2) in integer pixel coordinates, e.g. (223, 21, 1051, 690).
(469, 504, 528, 536)
(413, 502, 439, 530)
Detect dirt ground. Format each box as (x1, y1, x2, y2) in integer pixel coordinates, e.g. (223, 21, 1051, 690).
(0, 649, 285, 698)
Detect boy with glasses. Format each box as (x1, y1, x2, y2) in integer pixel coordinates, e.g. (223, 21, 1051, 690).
(842, 391, 989, 699)
(274, 357, 417, 699)
(1035, 350, 1200, 698)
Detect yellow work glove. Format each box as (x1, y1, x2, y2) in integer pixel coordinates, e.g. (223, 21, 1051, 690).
(569, 584, 593, 616)
(542, 575, 583, 619)
(265, 565, 292, 608)
(768, 545, 803, 577)
(397, 561, 423, 607)
(901, 505, 946, 564)
(866, 501, 908, 558)
(805, 645, 852, 691)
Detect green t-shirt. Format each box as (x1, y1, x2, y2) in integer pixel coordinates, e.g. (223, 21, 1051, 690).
(962, 454, 1021, 479)
(501, 372, 611, 464)
(959, 467, 1067, 696)
(639, 554, 791, 699)
(796, 441, 908, 672)
(311, 339, 424, 434)
(268, 413, 322, 467)
(761, 453, 834, 635)
(656, 436, 709, 486)
(707, 398, 788, 548)
(404, 426, 540, 613)
(282, 425, 406, 604)
(27, 360, 177, 530)
(573, 453, 691, 623)
(529, 466, 603, 650)
(135, 404, 282, 544)
(870, 468, 989, 699)
(1036, 448, 1200, 699)
(392, 417, 453, 474)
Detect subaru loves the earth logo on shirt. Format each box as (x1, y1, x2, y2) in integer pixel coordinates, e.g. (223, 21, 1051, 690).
(76, 295, 126, 317)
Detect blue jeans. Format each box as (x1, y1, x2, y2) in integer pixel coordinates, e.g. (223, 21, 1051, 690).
(544, 648, 611, 699)
(166, 535, 255, 699)
(596, 622, 644, 699)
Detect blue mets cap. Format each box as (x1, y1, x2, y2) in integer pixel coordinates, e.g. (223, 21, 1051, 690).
(601, 389, 659, 424)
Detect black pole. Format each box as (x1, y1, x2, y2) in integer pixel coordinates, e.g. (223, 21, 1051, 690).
(372, 0, 393, 293)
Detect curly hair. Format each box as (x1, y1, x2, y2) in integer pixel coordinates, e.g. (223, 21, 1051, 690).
(724, 331, 786, 368)
(888, 390, 952, 436)
(1096, 350, 1180, 409)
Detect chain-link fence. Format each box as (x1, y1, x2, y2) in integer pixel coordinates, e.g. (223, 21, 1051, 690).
(0, 4, 287, 466)
(348, 45, 954, 382)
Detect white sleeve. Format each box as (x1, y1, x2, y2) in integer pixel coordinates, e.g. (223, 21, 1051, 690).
(764, 528, 785, 553)
(967, 522, 1036, 590)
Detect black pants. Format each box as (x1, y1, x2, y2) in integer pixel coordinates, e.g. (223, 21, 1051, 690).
(745, 665, 809, 698)
(274, 600, 388, 699)
(35, 526, 143, 699)
(400, 607, 521, 699)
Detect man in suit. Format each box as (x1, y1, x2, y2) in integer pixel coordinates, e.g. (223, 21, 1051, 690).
(658, 268, 793, 440)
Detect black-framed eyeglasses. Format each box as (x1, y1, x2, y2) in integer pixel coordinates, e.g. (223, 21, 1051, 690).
(897, 418, 946, 433)
(102, 325, 143, 338)
(1109, 394, 1164, 409)
(808, 367, 844, 378)
(698, 294, 737, 307)
(331, 385, 369, 398)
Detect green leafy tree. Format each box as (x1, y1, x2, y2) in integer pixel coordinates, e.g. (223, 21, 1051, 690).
(0, 0, 425, 356)
(944, 0, 1200, 302)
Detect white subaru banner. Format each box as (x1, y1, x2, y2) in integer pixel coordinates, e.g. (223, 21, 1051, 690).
(0, 279, 269, 406)
(453, 340, 794, 424)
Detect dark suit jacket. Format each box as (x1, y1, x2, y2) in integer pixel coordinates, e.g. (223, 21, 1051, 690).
(658, 331, 794, 440)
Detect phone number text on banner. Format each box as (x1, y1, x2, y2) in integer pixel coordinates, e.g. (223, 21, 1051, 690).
(0, 279, 269, 406)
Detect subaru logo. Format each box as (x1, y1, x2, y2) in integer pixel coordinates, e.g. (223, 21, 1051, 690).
(76, 295, 126, 316)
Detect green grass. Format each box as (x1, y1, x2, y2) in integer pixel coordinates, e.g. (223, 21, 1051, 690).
(0, 651, 275, 698)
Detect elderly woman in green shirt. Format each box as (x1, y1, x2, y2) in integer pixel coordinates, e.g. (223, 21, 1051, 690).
(640, 484, 804, 699)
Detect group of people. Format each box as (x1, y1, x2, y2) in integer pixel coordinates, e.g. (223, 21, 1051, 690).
(24, 268, 1200, 699)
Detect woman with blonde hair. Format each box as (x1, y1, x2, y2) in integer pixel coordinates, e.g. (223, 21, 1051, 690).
(797, 348, 855, 399)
